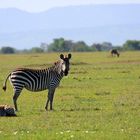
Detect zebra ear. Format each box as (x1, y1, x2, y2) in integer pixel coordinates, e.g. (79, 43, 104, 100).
(60, 54, 64, 59)
(68, 53, 72, 59)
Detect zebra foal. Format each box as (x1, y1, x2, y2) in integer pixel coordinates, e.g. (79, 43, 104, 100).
(0, 105, 16, 116)
(3, 54, 72, 111)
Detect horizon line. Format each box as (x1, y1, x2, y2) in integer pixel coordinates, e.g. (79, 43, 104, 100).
(0, 3, 140, 13)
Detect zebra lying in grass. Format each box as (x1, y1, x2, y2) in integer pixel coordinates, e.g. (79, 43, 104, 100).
(3, 54, 72, 111)
(0, 105, 16, 116)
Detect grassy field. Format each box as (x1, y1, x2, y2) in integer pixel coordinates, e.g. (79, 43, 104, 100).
(0, 52, 140, 140)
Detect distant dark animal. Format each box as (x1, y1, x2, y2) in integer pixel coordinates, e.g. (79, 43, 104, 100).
(111, 49, 120, 57)
(3, 54, 72, 111)
(0, 105, 16, 116)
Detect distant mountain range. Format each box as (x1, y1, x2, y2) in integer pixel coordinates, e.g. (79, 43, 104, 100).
(0, 4, 140, 49)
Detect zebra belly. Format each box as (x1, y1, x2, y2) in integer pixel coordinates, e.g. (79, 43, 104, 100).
(25, 86, 48, 92)
(24, 82, 60, 92)
(24, 79, 49, 92)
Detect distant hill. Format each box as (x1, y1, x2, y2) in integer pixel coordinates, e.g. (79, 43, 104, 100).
(0, 4, 140, 49)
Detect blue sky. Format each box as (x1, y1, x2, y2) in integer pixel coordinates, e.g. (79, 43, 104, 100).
(0, 0, 140, 12)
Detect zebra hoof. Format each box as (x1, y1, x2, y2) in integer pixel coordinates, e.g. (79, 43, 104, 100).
(50, 108, 54, 111)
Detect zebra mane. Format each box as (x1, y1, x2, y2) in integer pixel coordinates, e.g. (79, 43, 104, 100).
(15, 60, 63, 74)
(50, 60, 63, 74)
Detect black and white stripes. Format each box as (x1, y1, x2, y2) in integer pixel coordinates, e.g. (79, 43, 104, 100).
(3, 54, 72, 111)
(0, 105, 16, 116)
(10, 67, 63, 92)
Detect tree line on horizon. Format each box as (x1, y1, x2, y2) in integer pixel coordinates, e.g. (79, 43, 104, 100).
(0, 38, 140, 54)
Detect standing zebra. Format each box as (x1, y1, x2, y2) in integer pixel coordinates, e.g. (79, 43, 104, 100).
(3, 54, 72, 111)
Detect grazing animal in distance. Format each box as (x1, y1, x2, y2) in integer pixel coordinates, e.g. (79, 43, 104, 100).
(3, 54, 72, 111)
(111, 49, 120, 57)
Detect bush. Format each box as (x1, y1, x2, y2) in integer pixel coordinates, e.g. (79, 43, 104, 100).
(0, 46, 16, 54)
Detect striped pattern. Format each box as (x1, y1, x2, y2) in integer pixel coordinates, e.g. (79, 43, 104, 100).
(3, 54, 72, 111)
(10, 65, 63, 92)
(0, 105, 16, 116)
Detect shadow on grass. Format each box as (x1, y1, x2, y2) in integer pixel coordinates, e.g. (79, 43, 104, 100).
(71, 62, 89, 66)
(95, 91, 110, 96)
(60, 107, 101, 112)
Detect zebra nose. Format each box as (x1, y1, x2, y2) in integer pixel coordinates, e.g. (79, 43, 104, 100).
(64, 70, 68, 76)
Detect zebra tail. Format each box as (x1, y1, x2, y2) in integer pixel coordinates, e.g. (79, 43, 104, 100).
(3, 73, 11, 92)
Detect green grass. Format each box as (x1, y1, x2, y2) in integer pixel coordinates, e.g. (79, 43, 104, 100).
(0, 52, 140, 140)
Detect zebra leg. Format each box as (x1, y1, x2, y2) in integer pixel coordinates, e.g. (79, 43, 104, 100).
(45, 88, 55, 111)
(45, 94, 50, 110)
(13, 90, 21, 111)
(50, 90, 55, 110)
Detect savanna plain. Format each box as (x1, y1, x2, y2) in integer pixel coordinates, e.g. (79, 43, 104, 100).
(0, 52, 140, 140)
